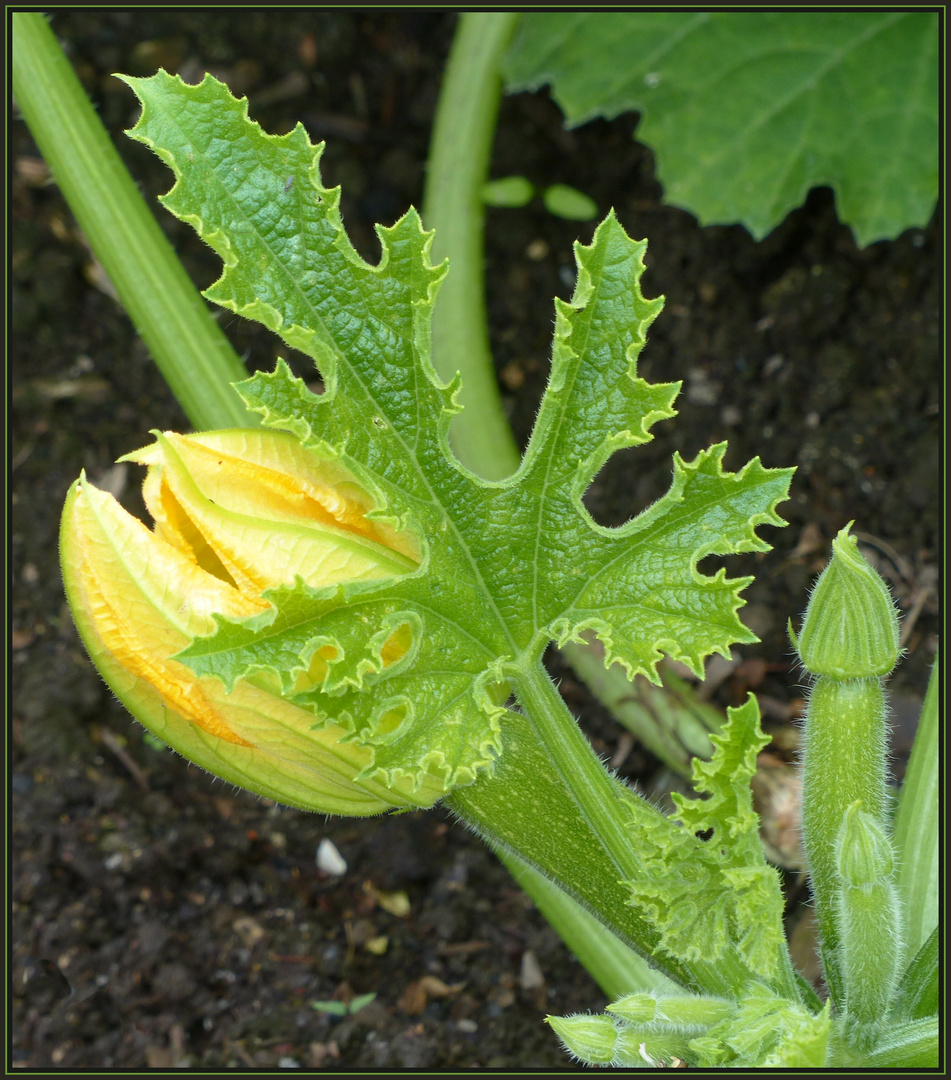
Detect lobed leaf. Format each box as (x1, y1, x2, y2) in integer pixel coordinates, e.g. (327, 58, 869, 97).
(125, 71, 792, 797)
(624, 697, 788, 981)
(505, 12, 939, 244)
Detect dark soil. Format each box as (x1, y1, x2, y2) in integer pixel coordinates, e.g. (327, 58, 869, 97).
(11, 11, 940, 1072)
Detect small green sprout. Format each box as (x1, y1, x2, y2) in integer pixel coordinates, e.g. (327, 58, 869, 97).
(481, 175, 534, 207)
(481, 174, 598, 220)
(311, 992, 377, 1017)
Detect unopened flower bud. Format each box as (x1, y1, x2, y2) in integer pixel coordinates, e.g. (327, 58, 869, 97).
(606, 993, 656, 1024)
(836, 801, 895, 887)
(834, 801, 903, 1031)
(797, 524, 900, 679)
(60, 428, 442, 816)
(546, 1013, 617, 1064)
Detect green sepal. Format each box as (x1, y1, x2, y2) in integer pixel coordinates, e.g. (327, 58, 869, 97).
(546, 1013, 617, 1064)
(836, 800, 894, 886)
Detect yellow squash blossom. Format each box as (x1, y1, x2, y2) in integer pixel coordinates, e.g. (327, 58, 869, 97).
(60, 428, 443, 815)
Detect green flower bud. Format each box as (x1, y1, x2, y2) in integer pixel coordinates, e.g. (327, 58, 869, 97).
(836, 801, 894, 886)
(797, 524, 900, 679)
(606, 993, 656, 1024)
(835, 802, 903, 1030)
(546, 1013, 617, 1064)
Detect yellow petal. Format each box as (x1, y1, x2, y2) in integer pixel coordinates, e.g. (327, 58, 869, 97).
(126, 429, 419, 560)
(62, 476, 266, 744)
(141, 466, 238, 585)
(141, 432, 417, 594)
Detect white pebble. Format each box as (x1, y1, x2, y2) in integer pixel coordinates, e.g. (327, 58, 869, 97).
(316, 838, 347, 876)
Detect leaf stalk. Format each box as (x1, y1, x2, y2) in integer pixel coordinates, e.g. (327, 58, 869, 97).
(422, 11, 522, 480)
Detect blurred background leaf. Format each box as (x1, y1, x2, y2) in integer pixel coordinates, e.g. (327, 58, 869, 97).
(505, 12, 938, 245)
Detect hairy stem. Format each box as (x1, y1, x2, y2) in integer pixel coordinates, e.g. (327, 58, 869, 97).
(447, 698, 741, 998)
(12, 12, 253, 432)
(801, 677, 889, 1006)
(514, 659, 646, 881)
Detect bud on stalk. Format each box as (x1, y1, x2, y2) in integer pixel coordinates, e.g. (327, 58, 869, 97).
(835, 802, 903, 1039)
(547, 1013, 618, 1064)
(60, 428, 443, 815)
(794, 523, 901, 1008)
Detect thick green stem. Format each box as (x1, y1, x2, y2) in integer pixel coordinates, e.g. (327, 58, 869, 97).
(12, 12, 254, 432)
(514, 659, 646, 881)
(447, 703, 741, 999)
(801, 677, 890, 1005)
(505, 661, 797, 1011)
(422, 11, 521, 480)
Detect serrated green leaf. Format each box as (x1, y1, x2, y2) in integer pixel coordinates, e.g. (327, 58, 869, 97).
(624, 697, 787, 981)
(123, 71, 792, 803)
(505, 12, 938, 244)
